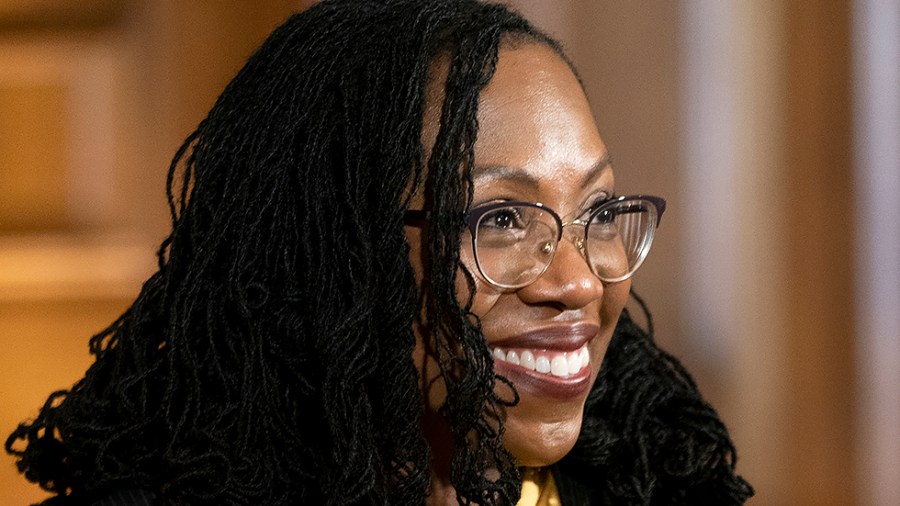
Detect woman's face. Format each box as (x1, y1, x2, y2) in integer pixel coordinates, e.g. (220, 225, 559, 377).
(409, 42, 630, 468)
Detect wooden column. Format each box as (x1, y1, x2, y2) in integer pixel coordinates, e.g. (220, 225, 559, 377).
(783, 1, 856, 504)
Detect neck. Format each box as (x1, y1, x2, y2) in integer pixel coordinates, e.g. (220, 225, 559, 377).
(426, 471, 461, 506)
(423, 409, 460, 505)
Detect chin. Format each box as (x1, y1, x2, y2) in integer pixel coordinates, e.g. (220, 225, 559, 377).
(501, 408, 585, 467)
(490, 337, 605, 467)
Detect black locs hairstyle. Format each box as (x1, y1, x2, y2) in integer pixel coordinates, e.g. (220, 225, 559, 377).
(6, 1, 752, 504)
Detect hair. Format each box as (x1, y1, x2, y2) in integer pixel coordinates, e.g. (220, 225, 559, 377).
(6, 1, 752, 505)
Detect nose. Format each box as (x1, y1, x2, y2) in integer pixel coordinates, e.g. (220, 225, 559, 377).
(516, 229, 605, 309)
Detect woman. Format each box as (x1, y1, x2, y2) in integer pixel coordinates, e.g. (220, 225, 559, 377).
(6, 1, 752, 504)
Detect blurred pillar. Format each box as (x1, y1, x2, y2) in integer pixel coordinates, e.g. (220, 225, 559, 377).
(680, 1, 791, 503)
(782, 2, 857, 505)
(853, 1, 900, 504)
(682, 0, 859, 504)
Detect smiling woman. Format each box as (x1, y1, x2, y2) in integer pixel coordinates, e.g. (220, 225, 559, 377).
(5, 1, 751, 505)
(410, 44, 645, 475)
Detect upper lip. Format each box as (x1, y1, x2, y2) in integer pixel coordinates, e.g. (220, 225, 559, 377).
(490, 322, 600, 352)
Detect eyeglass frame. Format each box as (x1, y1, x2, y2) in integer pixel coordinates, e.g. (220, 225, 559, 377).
(404, 194, 667, 289)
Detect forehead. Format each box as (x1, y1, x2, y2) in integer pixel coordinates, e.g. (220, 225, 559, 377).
(422, 42, 609, 197)
(473, 43, 607, 184)
(475, 45, 597, 148)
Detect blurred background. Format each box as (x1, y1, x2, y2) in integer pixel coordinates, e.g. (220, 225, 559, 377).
(0, 1, 897, 504)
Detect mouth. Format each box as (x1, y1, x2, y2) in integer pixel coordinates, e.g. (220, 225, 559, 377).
(488, 323, 599, 399)
(491, 344, 590, 378)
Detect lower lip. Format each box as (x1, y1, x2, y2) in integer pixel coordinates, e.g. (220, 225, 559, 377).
(493, 357, 593, 400)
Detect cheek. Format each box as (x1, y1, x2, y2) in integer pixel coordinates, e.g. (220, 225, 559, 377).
(412, 290, 499, 416)
(456, 271, 501, 318)
(412, 270, 502, 415)
(457, 239, 502, 317)
(593, 279, 630, 365)
(407, 227, 499, 412)
(602, 279, 631, 322)
(599, 279, 630, 337)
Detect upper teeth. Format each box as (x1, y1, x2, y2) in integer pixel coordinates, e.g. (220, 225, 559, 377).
(491, 344, 590, 378)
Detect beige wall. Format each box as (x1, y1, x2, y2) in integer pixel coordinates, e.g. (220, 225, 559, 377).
(853, 1, 900, 503)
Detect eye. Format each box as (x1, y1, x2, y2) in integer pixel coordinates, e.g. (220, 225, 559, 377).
(590, 208, 616, 225)
(482, 207, 525, 230)
(586, 198, 619, 242)
(587, 196, 616, 225)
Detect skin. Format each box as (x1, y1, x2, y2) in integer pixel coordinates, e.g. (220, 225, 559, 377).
(407, 42, 631, 503)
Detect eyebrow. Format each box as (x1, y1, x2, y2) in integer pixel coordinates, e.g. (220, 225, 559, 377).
(472, 152, 612, 190)
(578, 152, 613, 188)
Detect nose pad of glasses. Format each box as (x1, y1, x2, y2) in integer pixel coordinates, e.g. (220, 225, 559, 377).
(562, 222, 587, 256)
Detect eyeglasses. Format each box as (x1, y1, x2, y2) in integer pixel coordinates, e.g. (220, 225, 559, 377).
(406, 195, 666, 289)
